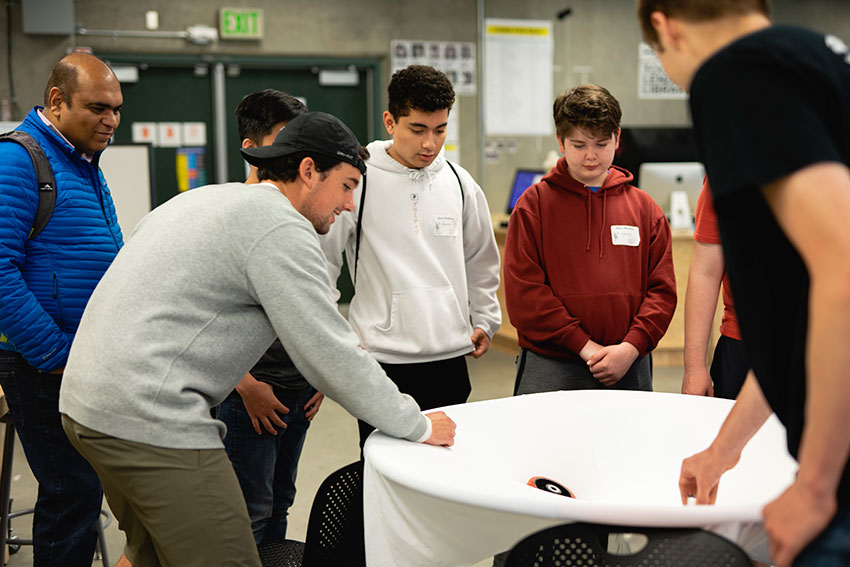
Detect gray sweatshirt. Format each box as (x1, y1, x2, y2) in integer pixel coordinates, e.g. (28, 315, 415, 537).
(59, 182, 428, 449)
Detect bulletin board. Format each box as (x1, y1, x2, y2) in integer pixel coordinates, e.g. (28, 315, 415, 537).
(99, 143, 154, 239)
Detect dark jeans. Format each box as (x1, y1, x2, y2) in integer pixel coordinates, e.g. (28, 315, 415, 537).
(0, 351, 101, 566)
(217, 384, 315, 545)
(794, 507, 850, 566)
(357, 356, 472, 450)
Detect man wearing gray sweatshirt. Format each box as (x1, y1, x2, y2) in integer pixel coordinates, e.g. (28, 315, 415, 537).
(58, 111, 456, 567)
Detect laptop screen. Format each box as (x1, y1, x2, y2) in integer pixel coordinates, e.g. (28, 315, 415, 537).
(506, 169, 546, 214)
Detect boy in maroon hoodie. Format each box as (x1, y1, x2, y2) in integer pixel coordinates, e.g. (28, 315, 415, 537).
(504, 84, 676, 394)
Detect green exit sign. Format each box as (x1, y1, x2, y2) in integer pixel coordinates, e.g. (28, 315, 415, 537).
(220, 8, 264, 39)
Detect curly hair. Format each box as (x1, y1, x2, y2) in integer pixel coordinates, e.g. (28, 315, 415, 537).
(387, 65, 455, 120)
(257, 146, 370, 183)
(235, 89, 307, 143)
(638, 0, 771, 48)
(553, 84, 622, 141)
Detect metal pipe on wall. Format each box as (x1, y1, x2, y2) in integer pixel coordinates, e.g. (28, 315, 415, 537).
(477, 0, 485, 186)
(77, 28, 189, 40)
(366, 66, 375, 142)
(212, 62, 228, 184)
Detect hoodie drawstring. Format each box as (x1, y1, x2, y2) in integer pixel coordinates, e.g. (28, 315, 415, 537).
(409, 169, 436, 188)
(584, 186, 608, 258)
(585, 189, 592, 252)
(600, 188, 608, 259)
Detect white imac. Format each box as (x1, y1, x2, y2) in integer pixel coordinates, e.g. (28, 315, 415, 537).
(638, 161, 705, 227)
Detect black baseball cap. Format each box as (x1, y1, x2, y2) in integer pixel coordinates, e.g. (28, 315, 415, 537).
(240, 111, 366, 174)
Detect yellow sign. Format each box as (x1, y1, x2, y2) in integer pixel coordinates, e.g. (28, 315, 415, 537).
(486, 25, 549, 36)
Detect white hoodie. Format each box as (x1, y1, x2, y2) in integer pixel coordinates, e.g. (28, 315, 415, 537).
(321, 139, 501, 364)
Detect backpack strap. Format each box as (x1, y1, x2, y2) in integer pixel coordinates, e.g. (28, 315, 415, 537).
(353, 172, 367, 284)
(446, 160, 464, 208)
(0, 131, 56, 240)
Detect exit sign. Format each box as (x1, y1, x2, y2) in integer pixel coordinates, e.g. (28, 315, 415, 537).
(220, 8, 263, 39)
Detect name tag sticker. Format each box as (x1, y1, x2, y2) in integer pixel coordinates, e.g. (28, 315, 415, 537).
(434, 216, 458, 237)
(611, 225, 640, 246)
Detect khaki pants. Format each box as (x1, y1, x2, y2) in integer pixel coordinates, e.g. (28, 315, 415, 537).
(62, 415, 260, 567)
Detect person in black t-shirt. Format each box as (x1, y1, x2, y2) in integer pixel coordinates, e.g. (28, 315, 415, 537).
(639, 2, 850, 566)
(216, 89, 324, 548)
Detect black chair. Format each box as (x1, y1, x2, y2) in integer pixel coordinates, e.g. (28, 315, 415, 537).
(302, 460, 365, 567)
(505, 522, 751, 567)
(259, 461, 365, 567)
(257, 539, 305, 567)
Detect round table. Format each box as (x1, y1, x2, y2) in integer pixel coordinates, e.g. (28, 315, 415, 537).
(363, 390, 797, 567)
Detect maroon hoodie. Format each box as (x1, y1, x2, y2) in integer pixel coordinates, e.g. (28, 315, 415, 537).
(504, 158, 676, 361)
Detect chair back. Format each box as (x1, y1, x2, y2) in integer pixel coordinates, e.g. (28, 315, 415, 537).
(257, 540, 305, 567)
(505, 523, 751, 566)
(302, 461, 365, 567)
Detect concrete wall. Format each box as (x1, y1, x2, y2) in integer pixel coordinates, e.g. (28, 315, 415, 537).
(2, 0, 849, 211)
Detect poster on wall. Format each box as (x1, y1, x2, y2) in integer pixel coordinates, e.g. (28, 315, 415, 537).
(176, 147, 207, 192)
(182, 122, 207, 146)
(157, 122, 183, 148)
(132, 122, 157, 144)
(484, 18, 553, 136)
(637, 43, 687, 100)
(391, 39, 476, 96)
(444, 105, 460, 164)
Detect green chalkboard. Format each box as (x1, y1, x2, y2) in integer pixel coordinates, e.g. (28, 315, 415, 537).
(104, 55, 376, 302)
(112, 66, 215, 206)
(225, 66, 371, 183)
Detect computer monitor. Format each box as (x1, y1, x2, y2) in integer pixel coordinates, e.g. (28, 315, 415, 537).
(637, 161, 705, 218)
(506, 169, 546, 214)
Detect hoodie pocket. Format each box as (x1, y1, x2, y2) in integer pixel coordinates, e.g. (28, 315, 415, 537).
(370, 286, 470, 356)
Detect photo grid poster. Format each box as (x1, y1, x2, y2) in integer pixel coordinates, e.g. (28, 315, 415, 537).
(638, 43, 687, 99)
(391, 40, 476, 96)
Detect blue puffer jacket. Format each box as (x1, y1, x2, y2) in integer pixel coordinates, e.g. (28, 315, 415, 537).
(0, 107, 123, 371)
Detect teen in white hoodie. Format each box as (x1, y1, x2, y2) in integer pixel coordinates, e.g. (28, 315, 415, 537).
(321, 66, 501, 449)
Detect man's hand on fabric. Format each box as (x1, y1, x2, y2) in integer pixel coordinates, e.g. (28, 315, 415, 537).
(763, 479, 836, 567)
(424, 411, 456, 447)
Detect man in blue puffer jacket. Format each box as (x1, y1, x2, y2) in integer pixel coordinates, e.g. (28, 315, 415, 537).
(0, 52, 123, 566)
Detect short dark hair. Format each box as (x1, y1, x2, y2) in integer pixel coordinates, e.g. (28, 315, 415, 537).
(638, 0, 771, 48)
(553, 84, 622, 141)
(44, 58, 81, 106)
(235, 89, 308, 143)
(387, 65, 455, 120)
(257, 146, 370, 183)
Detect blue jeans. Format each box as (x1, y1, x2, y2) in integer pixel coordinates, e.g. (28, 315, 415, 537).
(217, 384, 314, 545)
(0, 351, 102, 566)
(794, 508, 850, 566)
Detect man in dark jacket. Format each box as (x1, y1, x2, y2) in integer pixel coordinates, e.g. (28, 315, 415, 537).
(0, 52, 123, 566)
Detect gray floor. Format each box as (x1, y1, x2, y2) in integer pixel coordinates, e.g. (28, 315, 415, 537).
(3, 348, 684, 566)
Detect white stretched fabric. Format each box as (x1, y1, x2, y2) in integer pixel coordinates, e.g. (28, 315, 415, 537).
(363, 390, 796, 567)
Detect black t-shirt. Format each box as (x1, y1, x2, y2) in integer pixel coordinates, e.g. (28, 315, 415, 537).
(690, 25, 850, 505)
(251, 338, 310, 390)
